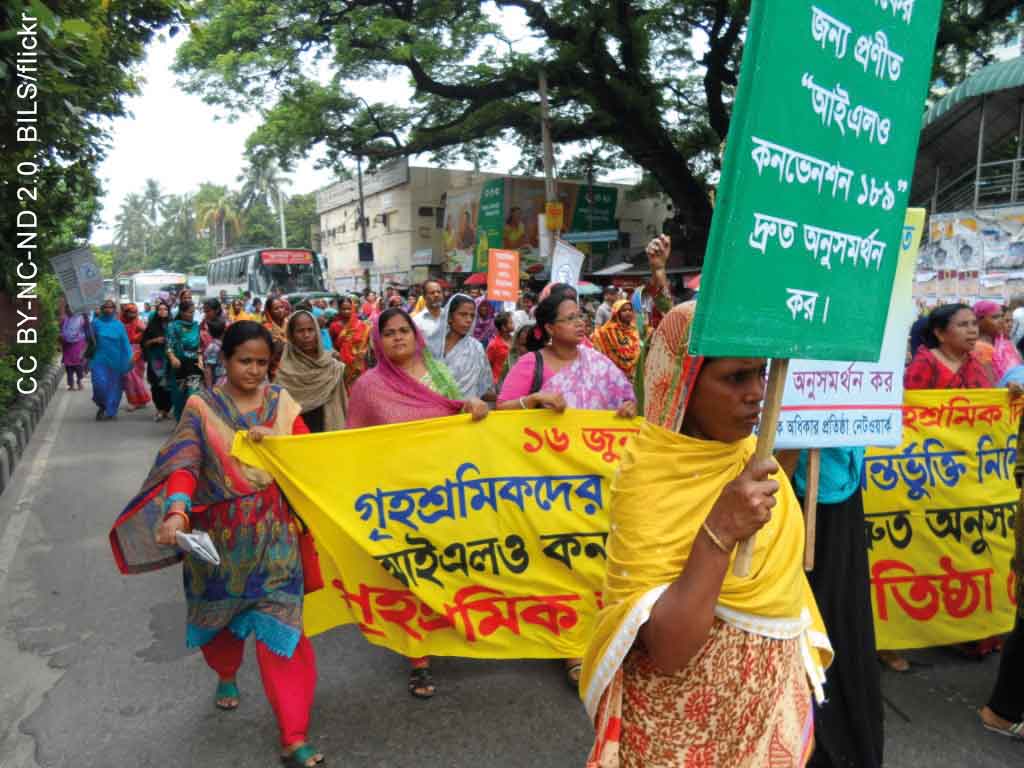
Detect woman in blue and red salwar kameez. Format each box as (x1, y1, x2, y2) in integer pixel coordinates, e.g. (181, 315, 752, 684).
(109, 320, 324, 768)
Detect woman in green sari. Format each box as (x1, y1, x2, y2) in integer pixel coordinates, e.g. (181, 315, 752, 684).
(166, 301, 203, 421)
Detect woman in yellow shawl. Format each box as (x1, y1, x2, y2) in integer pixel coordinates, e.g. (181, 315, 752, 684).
(581, 302, 832, 768)
(591, 299, 641, 379)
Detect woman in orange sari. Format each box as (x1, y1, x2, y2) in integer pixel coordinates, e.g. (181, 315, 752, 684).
(591, 299, 642, 380)
(329, 296, 370, 390)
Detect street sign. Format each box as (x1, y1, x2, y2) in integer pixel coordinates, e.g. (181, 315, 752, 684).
(358, 241, 374, 264)
(545, 201, 564, 231)
(562, 230, 619, 244)
(486, 249, 520, 302)
(689, 1, 942, 361)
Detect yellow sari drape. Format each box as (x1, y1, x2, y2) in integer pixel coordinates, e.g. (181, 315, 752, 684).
(580, 420, 832, 719)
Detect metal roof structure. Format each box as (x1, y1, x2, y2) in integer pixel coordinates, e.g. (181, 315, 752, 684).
(911, 56, 1024, 212)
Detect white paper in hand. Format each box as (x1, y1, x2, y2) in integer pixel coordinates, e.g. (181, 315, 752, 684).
(175, 530, 221, 566)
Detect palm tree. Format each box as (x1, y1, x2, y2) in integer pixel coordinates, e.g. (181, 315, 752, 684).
(142, 178, 165, 227)
(161, 193, 199, 270)
(113, 193, 151, 267)
(197, 194, 242, 256)
(238, 156, 291, 247)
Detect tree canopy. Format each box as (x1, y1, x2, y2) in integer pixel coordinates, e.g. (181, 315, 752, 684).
(175, 0, 1022, 258)
(107, 178, 318, 275)
(0, 0, 185, 292)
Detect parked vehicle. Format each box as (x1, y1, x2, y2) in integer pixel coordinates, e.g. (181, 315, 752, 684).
(115, 270, 188, 306)
(187, 274, 209, 300)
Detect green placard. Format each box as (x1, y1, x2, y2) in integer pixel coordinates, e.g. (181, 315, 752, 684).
(568, 186, 618, 256)
(474, 179, 506, 271)
(690, 0, 941, 361)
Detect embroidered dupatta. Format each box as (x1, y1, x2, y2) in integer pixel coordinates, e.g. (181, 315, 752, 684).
(109, 385, 302, 575)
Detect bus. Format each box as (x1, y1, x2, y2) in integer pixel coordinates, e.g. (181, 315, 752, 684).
(206, 247, 326, 301)
(116, 269, 188, 306)
(186, 274, 208, 300)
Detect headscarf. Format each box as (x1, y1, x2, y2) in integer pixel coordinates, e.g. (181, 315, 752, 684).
(642, 301, 704, 431)
(263, 298, 289, 344)
(972, 300, 1001, 320)
(346, 313, 463, 428)
(472, 298, 498, 345)
(167, 311, 201, 361)
(143, 302, 170, 339)
(120, 303, 146, 348)
(581, 301, 831, 721)
(590, 299, 641, 378)
(92, 311, 134, 374)
(430, 294, 493, 399)
(274, 310, 348, 431)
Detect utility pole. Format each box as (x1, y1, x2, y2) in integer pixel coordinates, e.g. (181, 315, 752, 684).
(277, 188, 288, 248)
(357, 155, 371, 293)
(538, 70, 558, 263)
(586, 157, 595, 274)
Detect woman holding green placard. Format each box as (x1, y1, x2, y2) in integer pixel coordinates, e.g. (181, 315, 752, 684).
(581, 302, 831, 767)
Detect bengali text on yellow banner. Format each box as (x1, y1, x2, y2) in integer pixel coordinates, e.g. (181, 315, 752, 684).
(232, 410, 641, 659)
(863, 389, 1020, 650)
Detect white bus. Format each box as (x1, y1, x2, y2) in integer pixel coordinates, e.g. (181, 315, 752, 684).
(116, 269, 188, 306)
(206, 247, 326, 300)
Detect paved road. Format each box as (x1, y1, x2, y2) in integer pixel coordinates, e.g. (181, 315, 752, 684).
(0, 387, 1022, 767)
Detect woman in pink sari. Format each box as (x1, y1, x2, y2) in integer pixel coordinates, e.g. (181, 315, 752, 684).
(346, 307, 487, 699)
(973, 300, 1021, 381)
(120, 303, 152, 410)
(497, 289, 637, 416)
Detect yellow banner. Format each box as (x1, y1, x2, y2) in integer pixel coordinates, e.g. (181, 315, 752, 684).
(232, 410, 641, 658)
(864, 389, 1020, 650)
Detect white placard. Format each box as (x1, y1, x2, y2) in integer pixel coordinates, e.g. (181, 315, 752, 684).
(772, 210, 924, 448)
(551, 240, 585, 289)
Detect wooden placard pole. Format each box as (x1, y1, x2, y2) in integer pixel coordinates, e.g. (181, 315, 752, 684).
(733, 358, 789, 577)
(803, 448, 821, 572)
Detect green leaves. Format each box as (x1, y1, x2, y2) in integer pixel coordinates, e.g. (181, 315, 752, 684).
(171, 0, 1022, 253)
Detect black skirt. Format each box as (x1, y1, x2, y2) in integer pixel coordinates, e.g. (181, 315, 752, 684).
(803, 488, 884, 768)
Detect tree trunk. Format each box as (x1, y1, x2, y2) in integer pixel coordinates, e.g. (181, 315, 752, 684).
(610, 125, 714, 265)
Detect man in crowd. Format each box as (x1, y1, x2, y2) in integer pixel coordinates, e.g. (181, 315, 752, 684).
(512, 291, 536, 331)
(594, 285, 619, 327)
(413, 280, 445, 337)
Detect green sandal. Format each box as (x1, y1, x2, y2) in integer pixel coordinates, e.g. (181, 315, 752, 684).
(214, 680, 240, 711)
(281, 744, 325, 767)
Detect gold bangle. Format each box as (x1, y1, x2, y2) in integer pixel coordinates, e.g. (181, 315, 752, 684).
(702, 521, 732, 554)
